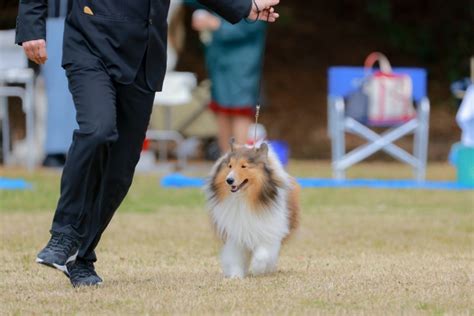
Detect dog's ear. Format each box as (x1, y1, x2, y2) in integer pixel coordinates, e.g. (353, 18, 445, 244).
(229, 137, 236, 152)
(257, 143, 269, 158)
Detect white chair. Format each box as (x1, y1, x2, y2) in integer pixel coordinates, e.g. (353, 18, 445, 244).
(146, 71, 197, 168)
(327, 66, 430, 181)
(0, 29, 36, 170)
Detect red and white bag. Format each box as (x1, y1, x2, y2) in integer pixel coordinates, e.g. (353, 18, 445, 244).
(364, 52, 416, 126)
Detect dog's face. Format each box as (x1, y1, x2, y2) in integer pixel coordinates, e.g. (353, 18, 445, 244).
(209, 141, 283, 208)
(224, 143, 268, 193)
(209, 141, 279, 203)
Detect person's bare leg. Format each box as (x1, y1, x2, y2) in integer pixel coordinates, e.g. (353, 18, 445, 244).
(232, 115, 252, 146)
(216, 113, 233, 153)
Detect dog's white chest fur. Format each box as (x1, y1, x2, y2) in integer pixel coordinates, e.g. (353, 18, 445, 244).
(210, 189, 289, 249)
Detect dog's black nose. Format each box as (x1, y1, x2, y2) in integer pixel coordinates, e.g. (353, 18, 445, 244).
(226, 178, 234, 185)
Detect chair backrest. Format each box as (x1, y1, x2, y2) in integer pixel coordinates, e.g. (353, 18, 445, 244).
(0, 30, 28, 70)
(328, 66, 427, 103)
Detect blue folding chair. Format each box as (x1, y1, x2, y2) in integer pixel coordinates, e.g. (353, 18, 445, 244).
(327, 66, 430, 181)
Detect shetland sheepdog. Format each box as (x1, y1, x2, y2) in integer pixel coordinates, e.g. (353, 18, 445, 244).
(205, 140, 300, 278)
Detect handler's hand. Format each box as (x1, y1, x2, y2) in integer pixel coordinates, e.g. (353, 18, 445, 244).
(22, 39, 47, 65)
(248, 0, 280, 22)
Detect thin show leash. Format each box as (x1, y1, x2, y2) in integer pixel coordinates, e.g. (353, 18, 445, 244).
(188, 0, 272, 147)
(244, 0, 272, 147)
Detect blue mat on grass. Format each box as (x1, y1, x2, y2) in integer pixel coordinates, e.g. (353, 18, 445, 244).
(161, 173, 474, 191)
(0, 177, 32, 190)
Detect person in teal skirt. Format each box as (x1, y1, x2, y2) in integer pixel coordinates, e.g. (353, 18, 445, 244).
(193, 9, 267, 153)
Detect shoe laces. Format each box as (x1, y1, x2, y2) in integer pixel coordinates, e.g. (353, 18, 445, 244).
(70, 260, 97, 279)
(46, 232, 77, 254)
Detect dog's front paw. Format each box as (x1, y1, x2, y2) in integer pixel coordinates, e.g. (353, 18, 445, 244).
(249, 260, 267, 276)
(249, 248, 276, 276)
(223, 267, 246, 279)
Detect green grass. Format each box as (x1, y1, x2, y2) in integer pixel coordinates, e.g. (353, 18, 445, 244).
(1, 161, 472, 213)
(0, 161, 473, 315)
(0, 168, 205, 212)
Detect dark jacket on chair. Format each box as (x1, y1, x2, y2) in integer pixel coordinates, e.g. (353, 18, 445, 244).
(15, 0, 252, 91)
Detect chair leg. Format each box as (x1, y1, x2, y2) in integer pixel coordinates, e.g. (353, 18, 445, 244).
(414, 98, 430, 181)
(413, 118, 421, 177)
(159, 106, 173, 163)
(0, 96, 10, 165)
(332, 97, 345, 180)
(23, 78, 36, 171)
(26, 99, 35, 171)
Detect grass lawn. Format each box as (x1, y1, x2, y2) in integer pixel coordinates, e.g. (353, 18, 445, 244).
(0, 161, 473, 315)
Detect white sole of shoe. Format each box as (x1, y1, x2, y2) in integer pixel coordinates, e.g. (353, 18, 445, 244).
(73, 281, 103, 288)
(36, 250, 79, 274)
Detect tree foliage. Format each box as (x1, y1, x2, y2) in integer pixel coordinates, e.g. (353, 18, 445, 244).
(365, 0, 473, 80)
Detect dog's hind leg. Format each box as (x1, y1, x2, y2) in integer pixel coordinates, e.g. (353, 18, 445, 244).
(249, 242, 281, 276)
(221, 240, 249, 278)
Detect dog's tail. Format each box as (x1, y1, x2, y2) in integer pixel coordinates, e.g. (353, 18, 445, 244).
(287, 177, 300, 235)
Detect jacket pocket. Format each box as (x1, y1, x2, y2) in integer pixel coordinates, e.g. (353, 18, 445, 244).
(83, 0, 127, 21)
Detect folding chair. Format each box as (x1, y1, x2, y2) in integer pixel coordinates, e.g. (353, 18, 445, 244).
(0, 29, 36, 170)
(327, 66, 430, 181)
(147, 71, 197, 169)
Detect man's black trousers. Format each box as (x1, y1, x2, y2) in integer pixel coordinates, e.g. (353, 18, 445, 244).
(50, 54, 155, 262)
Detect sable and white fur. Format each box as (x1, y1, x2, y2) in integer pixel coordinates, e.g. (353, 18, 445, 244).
(205, 141, 300, 278)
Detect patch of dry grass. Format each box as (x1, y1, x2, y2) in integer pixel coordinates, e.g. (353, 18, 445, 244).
(0, 162, 473, 315)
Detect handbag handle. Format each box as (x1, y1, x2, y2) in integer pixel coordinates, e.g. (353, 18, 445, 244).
(364, 52, 392, 74)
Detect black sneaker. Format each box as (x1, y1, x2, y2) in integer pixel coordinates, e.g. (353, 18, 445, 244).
(35, 232, 80, 273)
(66, 259, 103, 287)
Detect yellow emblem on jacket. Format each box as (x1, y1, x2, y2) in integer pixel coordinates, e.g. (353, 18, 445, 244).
(83, 6, 94, 15)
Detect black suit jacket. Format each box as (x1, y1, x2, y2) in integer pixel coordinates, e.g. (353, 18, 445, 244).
(15, 0, 252, 91)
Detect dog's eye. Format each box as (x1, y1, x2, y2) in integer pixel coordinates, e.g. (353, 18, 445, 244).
(228, 165, 232, 168)
(241, 165, 246, 168)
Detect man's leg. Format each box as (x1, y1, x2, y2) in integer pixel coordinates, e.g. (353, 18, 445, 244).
(232, 115, 252, 145)
(77, 62, 155, 262)
(52, 59, 119, 239)
(216, 113, 233, 153)
(37, 58, 118, 271)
